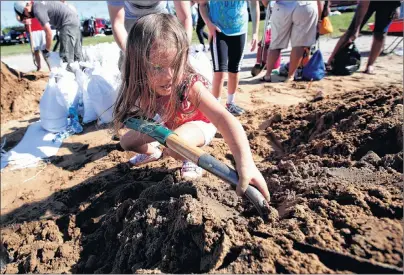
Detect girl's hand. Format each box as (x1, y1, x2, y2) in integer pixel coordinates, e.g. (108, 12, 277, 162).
(236, 163, 271, 202)
(250, 33, 258, 52)
(207, 22, 221, 38)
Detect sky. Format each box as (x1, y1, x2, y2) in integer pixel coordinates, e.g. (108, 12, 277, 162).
(1, 1, 111, 28)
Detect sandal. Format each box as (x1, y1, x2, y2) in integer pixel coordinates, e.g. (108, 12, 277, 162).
(260, 76, 272, 82)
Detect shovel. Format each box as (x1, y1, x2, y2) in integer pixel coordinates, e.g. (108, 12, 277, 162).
(125, 118, 270, 219)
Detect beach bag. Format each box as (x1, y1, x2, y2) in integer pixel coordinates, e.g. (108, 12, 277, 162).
(294, 44, 318, 80)
(302, 43, 326, 81)
(40, 78, 68, 132)
(319, 17, 333, 35)
(319, 1, 333, 35)
(332, 42, 361, 75)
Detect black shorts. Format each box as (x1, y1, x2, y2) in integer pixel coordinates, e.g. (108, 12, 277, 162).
(358, 1, 401, 34)
(210, 32, 246, 73)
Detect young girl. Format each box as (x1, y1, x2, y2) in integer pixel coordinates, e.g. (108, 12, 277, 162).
(113, 13, 270, 201)
(199, 0, 259, 116)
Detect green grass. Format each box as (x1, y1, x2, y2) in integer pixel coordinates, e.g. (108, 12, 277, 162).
(1, 13, 375, 57)
(327, 12, 375, 37)
(0, 35, 116, 57)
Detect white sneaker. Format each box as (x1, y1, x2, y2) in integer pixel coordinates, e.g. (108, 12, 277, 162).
(129, 149, 162, 166)
(181, 161, 203, 179)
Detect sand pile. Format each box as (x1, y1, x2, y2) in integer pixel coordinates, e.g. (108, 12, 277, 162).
(1, 85, 403, 274)
(1, 62, 48, 123)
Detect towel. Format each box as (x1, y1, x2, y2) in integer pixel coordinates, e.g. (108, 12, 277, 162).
(1, 122, 63, 171)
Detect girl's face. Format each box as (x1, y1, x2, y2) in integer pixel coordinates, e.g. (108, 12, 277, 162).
(148, 47, 177, 97)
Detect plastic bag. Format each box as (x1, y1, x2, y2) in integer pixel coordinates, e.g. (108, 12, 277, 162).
(47, 52, 62, 69)
(189, 51, 213, 83)
(87, 74, 119, 124)
(40, 78, 68, 133)
(332, 42, 361, 76)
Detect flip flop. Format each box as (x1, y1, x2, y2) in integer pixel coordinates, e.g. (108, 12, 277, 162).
(260, 76, 272, 82)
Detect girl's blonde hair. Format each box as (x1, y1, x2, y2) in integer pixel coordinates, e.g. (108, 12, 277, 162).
(113, 13, 196, 132)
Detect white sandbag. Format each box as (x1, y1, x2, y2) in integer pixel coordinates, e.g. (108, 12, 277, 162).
(47, 52, 62, 69)
(189, 52, 213, 83)
(75, 68, 97, 123)
(40, 78, 68, 133)
(87, 75, 119, 124)
(56, 71, 79, 110)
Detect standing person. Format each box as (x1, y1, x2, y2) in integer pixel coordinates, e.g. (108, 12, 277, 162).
(326, 1, 401, 75)
(114, 13, 270, 200)
(53, 0, 78, 52)
(194, 3, 209, 52)
(24, 17, 46, 71)
(14, 1, 83, 66)
(107, 1, 193, 53)
(89, 16, 95, 36)
(199, 0, 259, 116)
(260, 0, 322, 83)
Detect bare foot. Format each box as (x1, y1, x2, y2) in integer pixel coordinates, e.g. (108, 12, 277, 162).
(364, 65, 375, 75)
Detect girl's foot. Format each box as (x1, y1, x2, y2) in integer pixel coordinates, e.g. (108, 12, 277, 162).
(325, 62, 333, 72)
(128, 148, 162, 166)
(181, 161, 203, 179)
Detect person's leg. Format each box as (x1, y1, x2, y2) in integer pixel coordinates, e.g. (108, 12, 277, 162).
(164, 123, 206, 161)
(226, 33, 246, 115)
(263, 2, 292, 80)
(365, 32, 386, 73)
(289, 2, 317, 80)
(263, 49, 281, 80)
(120, 129, 162, 166)
(34, 50, 41, 70)
(58, 26, 74, 64)
(288, 47, 306, 80)
(365, 3, 399, 73)
(73, 26, 83, 62)
(167, 121, 215, 178)
(196, 16, 206, 46)
(210, 32, 228, 100)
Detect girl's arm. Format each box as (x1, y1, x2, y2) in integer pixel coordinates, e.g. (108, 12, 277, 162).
(198, 0, 222, 37)
(188, 81, 271, 201)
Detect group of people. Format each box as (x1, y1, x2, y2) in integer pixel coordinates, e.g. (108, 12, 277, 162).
(13, 0, 401, 202)
(14, 0, 82, 71)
